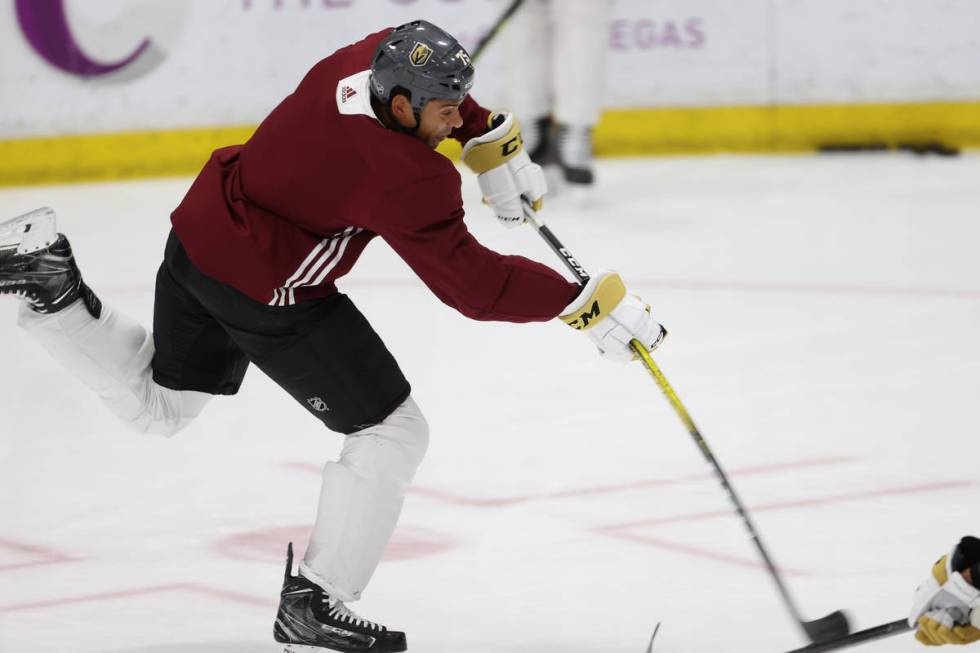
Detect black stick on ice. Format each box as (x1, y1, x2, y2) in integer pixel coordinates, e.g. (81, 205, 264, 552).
(645, 622, 662, 653)
(783, 618, 911, 652)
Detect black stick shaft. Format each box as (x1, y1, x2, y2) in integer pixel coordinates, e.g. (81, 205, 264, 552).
(471, 0, 526, 62)
(532, 220, 591, 284)
(784, 619, 911, 652)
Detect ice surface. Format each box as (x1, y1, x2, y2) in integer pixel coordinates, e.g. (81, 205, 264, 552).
(1, 152, 978, 652)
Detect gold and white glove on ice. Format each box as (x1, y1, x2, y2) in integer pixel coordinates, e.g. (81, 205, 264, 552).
(462, 112, 547, 228)
(559, 270, 666, 362)
(909, 537, 980, 646)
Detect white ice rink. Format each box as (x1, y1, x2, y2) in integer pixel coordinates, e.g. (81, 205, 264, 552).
(1, 153, 978, 653)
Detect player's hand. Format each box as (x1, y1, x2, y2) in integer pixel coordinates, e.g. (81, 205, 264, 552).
(461, 112, 546, 228)
(910, 537, 980, 646)
(559, 270, 666, 362)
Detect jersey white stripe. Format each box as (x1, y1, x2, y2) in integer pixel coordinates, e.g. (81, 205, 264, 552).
(309, 227, 362, 287)
(290, 231, 347, 290)
(271, 239, 327, 305)
(270, 227, 362, 306)
(282, 238, 331, 289)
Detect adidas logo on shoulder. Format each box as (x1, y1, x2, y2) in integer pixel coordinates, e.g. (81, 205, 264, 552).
(336, 70, 374, 117)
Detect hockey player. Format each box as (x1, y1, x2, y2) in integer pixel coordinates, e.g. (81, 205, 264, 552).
(0, 21, 664, 653)
(499, 0, 614, 185)
(910, 536, 980, 646)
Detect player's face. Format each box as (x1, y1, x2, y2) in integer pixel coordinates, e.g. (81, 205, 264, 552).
(415, 99, 465, 148)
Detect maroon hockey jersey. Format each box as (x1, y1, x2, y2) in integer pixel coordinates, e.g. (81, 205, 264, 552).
(171, 29, 578, 322)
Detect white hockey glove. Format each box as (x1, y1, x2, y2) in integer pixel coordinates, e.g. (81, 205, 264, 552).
(909, 537, 980, 646)
(461, 112, 547, 228)
(559, 270, 666, 363)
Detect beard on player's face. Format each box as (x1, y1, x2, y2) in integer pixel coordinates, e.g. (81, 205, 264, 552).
(407, 98, 465, 149)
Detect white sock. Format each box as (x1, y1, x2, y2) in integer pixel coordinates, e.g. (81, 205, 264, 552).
(301, 396, 429, 602)
(18, 299, 210, 436)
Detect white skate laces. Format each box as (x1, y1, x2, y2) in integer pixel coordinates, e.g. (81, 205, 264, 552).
(324, 596, 382, 631)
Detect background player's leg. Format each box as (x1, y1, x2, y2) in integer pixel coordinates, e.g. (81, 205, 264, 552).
(501, 0, 553, 157)
(300, 396, 429, 602)
(551, 0, 613, 184)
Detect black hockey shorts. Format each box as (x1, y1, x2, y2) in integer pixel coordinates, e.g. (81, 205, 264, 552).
(150, 230, 410, 434)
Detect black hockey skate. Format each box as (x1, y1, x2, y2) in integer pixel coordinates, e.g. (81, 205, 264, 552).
(274, 543, 407, 653)
(556, 123, 595, 186)
(527, 115, 558, 166)
(0, 207, 101, 318)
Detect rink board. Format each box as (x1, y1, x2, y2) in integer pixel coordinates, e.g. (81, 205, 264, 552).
(2, 1, 980, 185)
(3, 100, 980, 187)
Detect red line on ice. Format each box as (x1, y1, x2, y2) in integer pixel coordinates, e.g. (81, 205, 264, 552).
(602, 480, 973, 531)
(630, 278, 980, 300)
(593, 479, 974, 574)
(0, 538, 79, 572)
(286, 456, 854, 507)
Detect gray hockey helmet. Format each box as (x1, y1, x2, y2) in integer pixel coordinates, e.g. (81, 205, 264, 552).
(370, 20, 475, 112)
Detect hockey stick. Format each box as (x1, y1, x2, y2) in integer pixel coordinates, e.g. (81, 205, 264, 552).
(645, 622, 662, 653)
(783, 618, 911, 652)
(471, 0, 526, 62)
(520, 198, 851, 645)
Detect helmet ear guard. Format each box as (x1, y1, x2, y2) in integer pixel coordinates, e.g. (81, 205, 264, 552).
(370, 20, 475, 114)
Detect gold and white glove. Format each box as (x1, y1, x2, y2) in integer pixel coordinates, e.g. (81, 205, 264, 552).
(461, 112, 547, 228)
(910, 537, 980, 646)
(559, 270, 666, 362)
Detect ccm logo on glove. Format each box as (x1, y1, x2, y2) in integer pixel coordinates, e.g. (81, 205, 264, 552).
(558, 271, 666, 363)
(560, 273, 625, 330)
(462, 112, 547, 226)
(501, 134, 521, 157)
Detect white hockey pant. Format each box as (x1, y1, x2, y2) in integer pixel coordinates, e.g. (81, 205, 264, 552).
(299, 397, 429, 602)
(18, 299, 210, 437)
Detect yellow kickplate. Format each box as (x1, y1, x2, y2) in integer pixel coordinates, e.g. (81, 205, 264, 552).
(0, 125, 256, 187)
(594, 100, 980, 156)
(3, 100, 979, 187)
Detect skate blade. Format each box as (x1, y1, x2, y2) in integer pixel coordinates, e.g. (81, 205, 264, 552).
(282, 645, 387, 653)
(0, 207, 57, 254)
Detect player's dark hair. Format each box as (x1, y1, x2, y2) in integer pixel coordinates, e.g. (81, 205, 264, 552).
(371, 85, 421, 136)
